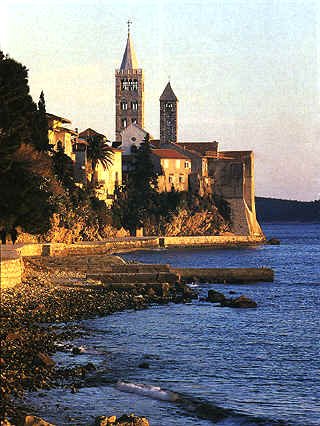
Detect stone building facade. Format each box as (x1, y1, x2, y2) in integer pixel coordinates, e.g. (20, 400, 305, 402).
(151, 149, 191, 192)
(47, 113, 77, 159)
(78, 128, 122, 206)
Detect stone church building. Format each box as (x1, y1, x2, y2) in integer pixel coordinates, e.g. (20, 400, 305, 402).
(115, 25, 263, 237)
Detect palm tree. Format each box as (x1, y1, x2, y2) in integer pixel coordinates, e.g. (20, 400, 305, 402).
(86, 135, 114, 188)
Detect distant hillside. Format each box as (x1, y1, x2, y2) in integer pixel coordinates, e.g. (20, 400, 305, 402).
(255, 197, 320, 222)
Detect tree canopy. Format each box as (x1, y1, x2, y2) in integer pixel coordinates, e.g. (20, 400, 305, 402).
(87, 135, 114, 187)
(0, 52, 53, 231)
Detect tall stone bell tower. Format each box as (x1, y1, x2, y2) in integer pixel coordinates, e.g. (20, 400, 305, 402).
(115, 21, 144, 142)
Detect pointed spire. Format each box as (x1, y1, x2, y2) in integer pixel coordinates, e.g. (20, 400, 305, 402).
(120, 21, 138, 70)
(160, 82, 178, 101)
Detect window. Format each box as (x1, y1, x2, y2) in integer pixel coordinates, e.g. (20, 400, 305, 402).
(127, 79, 138, 91)
(168, 174, 174, 183)
(176, 159, 180, 168)
(121, 118, 127, 128)
(121, 79, 129, 90)
(163, 159, 169, 168)
(185, 161, 191, 169)
(165, 102, 173, 109)
(131, 101, 138, 110)
(132, 118, 137, 124)
(179, 175, 185, 183)
(121, 101, 127, 110)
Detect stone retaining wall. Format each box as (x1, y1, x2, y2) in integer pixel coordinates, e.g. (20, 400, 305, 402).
(162, 235, 265, 248)
(18, 238, 160, 257)
(0, 257, 24, 289)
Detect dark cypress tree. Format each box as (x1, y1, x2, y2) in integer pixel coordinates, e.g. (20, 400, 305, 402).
(34, 90, 50, 151)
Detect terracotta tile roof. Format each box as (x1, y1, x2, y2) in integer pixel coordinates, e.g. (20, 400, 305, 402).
(59, 127, 78, 135)
(219, 151, 252, 160)
(152, 149, 189, 159)
(150, 139, 161, 148)
(46, 112, 71, 124)
(79, 128, 106, 139)
(176, 142, 218, 156)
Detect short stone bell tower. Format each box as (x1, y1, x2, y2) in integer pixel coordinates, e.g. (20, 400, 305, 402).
(160, 82, 178, 145)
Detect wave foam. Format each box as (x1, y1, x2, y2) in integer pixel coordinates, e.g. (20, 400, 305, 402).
(116, 381, 179, 402)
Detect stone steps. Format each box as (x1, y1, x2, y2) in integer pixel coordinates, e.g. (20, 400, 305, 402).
(87, 272, 178, 284)
(84, 264, 170, 273)
(57, 281, 172, 298)
(29, 255, 126, 270)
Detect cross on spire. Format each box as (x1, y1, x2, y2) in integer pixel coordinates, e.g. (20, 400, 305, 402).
(127, 19, 132, 36)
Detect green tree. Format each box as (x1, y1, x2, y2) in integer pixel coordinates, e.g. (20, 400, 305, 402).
(112, 134, 159, 234)
(0, 144, 55, 233)
(52, 145, 75, 190)
(33, 90, 50, 151)
(0, 51, 37, 172)
(87, 134, 114, 187)
(0, 52, 53, 232)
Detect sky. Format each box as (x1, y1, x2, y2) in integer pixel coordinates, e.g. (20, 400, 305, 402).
(1, 0, 319, 201)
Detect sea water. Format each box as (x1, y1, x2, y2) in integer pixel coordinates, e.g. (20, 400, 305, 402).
(25, 223, 320, 425)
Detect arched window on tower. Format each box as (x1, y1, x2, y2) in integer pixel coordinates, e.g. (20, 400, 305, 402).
(132, 79, 138, 90)
(121, 79, 129, 90)
(121, 101, 128, 110)
(165, 102, 173, 109)
(121, 118, 127, 128)
(131, 101, 138, 111)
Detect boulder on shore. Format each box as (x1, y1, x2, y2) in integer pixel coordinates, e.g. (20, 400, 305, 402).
(24, 415, 55, 426)
(267, 238, 280, 245)
(95, 414, 149, 426)
(206, 289, 226, 303)
(35, 352, 55, 368)
(221, 295, 257, 308)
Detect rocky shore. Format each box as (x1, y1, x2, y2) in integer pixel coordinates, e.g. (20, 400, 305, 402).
(1, 256, 195, 425)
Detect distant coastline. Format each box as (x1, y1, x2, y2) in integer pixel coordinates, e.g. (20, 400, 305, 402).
(256, 197, 320, 223)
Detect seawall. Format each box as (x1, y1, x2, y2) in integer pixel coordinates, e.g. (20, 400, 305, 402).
(161, 235, 265, 248)
(0, 235, 266, 289)
(0, 247, 24, 290)
(173, 267, 274, 283)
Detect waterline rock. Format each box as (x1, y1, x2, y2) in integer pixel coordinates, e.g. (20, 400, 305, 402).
(221, 295, 257, 308)
(206, 289, 226, 303)
(95, 414, 149, 426)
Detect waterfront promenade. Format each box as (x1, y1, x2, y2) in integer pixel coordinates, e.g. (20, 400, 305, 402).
(0, 234, 268, 289)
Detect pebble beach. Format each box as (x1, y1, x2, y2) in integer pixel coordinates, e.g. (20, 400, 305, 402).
(1, 256, 194, 425)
